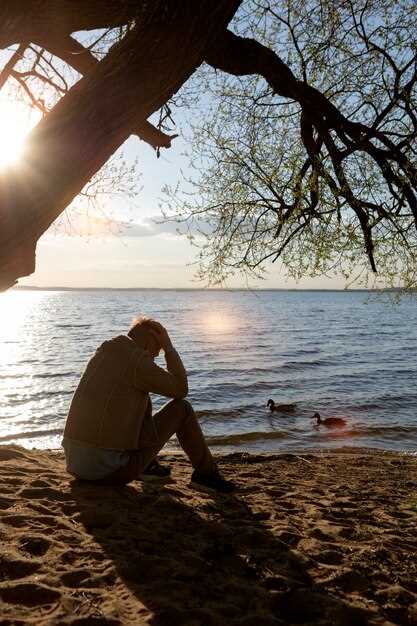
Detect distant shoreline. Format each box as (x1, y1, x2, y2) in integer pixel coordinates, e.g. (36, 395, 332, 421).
(10, 285, 411, 293)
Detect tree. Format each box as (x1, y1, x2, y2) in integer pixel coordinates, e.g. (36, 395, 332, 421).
(0, 1, 240, 290)
(166, 0, 417, 288)
(0, 0, 416, 290)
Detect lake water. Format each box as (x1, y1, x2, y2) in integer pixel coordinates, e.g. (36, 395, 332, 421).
(0, 289, 416, 454)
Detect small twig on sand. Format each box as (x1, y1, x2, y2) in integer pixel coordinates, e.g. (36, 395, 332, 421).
(294, 455, 314, 465)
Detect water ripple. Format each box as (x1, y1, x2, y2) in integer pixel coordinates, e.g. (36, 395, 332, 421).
(1, 289, 416, 452)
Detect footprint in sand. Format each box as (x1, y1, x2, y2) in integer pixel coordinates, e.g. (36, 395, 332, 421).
(0, 514, 31, 528)
(278, 500, 298, 511)
(273, 529, 302, 547)
(0, 496, 14, 510)
(60, 502, 79, 515)
(19, 486, 72, 502)
(18, 535, 51, 557)
(1, 477, 24, 487)
(2, 513, 72, 533)
(0, 554, 41, 579)
(313, 548, 345, 565)
(29, 479, 52, 488)
(61, 568, 95, 589)
(0, 581, 60, 607)
(309, 525, 345, 543)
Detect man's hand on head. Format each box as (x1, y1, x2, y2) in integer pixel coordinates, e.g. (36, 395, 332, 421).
(149, 322, 173, 353)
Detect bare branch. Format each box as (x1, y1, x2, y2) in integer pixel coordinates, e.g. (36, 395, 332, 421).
(0, 43, 27, 90)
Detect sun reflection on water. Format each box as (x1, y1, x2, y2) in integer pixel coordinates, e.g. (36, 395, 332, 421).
(0, 291, 51, 443)
(0, 291, 43, 364)
(1, 291, 33, 328)
(203, 312, 237, 334)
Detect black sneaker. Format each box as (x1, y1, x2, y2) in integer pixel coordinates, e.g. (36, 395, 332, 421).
(191, 469, 236, 494)
(141, 458, 171, 480)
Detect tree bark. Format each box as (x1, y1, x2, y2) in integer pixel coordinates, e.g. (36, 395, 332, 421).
(0, 1, 241, 290)
(37, 34, 176, 151)
(0, 1, 140, 48)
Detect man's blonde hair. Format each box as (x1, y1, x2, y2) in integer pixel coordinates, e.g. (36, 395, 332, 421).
(127, 316, 158, 341)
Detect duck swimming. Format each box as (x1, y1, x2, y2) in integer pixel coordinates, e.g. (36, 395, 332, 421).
(267, 399, 296, 413)
(312, 412, 346, 427)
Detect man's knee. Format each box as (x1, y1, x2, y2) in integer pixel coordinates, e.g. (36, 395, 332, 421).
(170, 397, 192, 412)
(168, 398, 194, 422)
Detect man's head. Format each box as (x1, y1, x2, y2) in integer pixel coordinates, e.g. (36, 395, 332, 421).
(128, 316, 161, 358)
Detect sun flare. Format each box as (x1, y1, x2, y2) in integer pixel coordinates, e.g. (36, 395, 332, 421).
(0, 99, 39, 168)
(204, 312, 236, 334)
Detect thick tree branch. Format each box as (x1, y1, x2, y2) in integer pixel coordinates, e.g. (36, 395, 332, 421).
(206, 29, 417, 270)
(0, 1, 140, 49)
(0, 0, 242, 290)
(35, 34, 177, 151)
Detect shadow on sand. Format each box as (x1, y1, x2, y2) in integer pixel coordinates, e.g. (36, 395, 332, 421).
(69, 454, 370, 626)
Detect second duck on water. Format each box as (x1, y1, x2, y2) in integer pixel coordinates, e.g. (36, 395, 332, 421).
(312, 412, 346, 427)
(267, 399, 296, 413)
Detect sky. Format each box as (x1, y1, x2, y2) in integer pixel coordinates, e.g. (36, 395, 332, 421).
(11, 119, 345, 290)
(0, 51, 347, 290)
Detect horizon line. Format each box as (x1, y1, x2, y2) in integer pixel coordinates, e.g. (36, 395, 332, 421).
(11, 285, 400, 293)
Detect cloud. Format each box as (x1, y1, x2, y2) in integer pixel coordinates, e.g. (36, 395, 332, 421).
(49, 209, 214, 242)
(120, 217, 186, 238)
(49, 213, 187, 239)
(121, 216, 214, 239)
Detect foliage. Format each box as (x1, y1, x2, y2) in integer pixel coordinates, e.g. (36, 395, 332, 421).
(165, 0, 417, 288)
(0, 0, 416, 289)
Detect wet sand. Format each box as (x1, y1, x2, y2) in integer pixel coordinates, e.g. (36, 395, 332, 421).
(0, 444, 416, 625)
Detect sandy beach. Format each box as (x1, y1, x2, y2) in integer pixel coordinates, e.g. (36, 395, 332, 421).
(0, 445, 416, 625)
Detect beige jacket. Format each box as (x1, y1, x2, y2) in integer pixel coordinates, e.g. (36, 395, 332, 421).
(63, 334, 188, 450)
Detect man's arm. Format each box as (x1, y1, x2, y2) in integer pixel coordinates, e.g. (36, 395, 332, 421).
(135, 325, 188, 398)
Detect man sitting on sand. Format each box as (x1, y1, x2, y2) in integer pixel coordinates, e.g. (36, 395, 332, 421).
(62, 317, 235, 493)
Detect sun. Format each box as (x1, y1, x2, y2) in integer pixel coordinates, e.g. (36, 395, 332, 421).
(0, 99, 39, 168)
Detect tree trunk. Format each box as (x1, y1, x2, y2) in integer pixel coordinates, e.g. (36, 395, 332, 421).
(0, 1, 241, 290)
